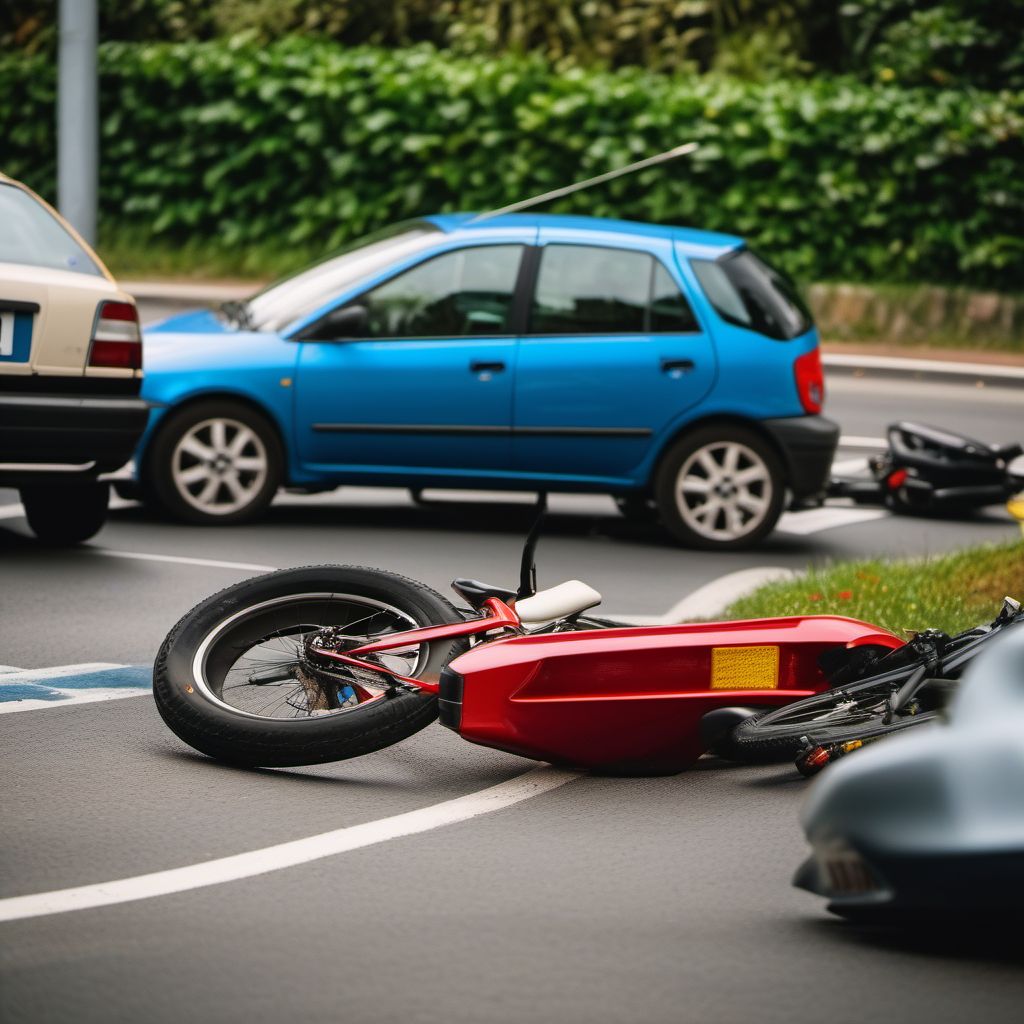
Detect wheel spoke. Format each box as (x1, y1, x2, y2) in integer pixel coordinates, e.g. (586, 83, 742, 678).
(736, 491, 767, 515)
(222, 472, 246, 503)
(680, 477, 712, 496)
(228, 426, 255, 456)
(735, 466, 767, 486)
(179, 464, 212, 486)
(233, 456, 265, 473)
(722, 445, 740, 474)
(196, 476, 221, 504)
(210, 420, 227, 451)
(180, 436, 215, 461)
(697, 450, 720, 477)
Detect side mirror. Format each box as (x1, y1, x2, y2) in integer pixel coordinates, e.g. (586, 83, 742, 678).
(297, 304, 369, 342)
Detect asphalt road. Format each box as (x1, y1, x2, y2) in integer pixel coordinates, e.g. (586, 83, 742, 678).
(1, 371, 1022, 1023)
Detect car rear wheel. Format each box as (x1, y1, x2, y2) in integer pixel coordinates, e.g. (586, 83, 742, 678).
(20, 481, 109, 545)
(654, 425, 785, 549)
(146, 400, 282, 524)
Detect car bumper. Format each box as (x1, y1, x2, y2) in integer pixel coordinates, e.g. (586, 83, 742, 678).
(762, 415, 840, 501)
(0, 393, 150, 482)
(795, 845, 1024, 920)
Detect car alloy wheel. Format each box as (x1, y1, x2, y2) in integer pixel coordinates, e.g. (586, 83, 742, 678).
(171, 417, 270, 517)
(674, 440, 773, 543)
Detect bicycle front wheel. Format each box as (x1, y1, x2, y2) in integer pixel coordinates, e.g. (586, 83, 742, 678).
(153, 566, 466, 767)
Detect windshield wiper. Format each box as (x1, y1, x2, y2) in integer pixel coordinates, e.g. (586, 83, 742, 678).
(220, 300, 254, 330)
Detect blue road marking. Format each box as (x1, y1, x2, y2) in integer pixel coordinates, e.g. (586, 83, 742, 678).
(0, 665, 152, 712)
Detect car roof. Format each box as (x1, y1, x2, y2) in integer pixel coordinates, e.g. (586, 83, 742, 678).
(425, 212, 743, 257)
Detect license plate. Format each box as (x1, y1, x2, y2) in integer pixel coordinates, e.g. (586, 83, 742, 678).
(0, 310, 32, 363)
(710, 645, 779, 690)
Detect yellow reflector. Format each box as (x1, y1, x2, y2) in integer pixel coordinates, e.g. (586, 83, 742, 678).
(710, 645, 779, 690)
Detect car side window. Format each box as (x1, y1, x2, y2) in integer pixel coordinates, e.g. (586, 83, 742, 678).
(357, 244, 524, 338)
(530, 245, 698, 334)
(649, 260, 700, 333)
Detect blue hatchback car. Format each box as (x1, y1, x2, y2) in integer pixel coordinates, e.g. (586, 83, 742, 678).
(137, 213, 837, 548)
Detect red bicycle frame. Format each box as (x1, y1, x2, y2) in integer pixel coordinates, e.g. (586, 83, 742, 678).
(308, 597, 522, 694)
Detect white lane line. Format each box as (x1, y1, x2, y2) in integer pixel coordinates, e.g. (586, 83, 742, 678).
(0, 766, 581, 923)
(94, 549, 276, 572)
(0, 688, 150, 714)
(831, 457, 869, 475)
(836, 435, 886, 450)
(0, 662, 123, 681)
(777, 506, 888, 535)
(612, 566, 797, 625)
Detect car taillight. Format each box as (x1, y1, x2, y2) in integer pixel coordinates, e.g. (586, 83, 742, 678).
(89, 301, 142, 370)
(794, 347, 824, 414)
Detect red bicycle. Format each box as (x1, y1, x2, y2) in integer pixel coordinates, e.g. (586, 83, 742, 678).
(154, 498, 905, 775)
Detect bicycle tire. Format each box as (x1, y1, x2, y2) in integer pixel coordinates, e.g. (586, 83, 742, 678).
(153, 565, 466, 768)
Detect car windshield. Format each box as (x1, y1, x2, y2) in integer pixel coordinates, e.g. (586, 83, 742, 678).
(0, 183, 103, 277)
(691, 248, 812, 340)
(245, 221, 443, 332)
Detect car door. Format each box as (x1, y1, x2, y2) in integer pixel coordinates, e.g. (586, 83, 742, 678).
(513, 239, 716, 478)
(293, 243, 525, 474)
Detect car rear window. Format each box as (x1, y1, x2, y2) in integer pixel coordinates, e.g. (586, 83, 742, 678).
(0, 183, 103, 277)
(691, 249, 812, 340)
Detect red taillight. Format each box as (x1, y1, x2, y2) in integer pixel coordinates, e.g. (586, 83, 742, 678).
(89, 300, 142, 370)
(793, 347, 824, 414)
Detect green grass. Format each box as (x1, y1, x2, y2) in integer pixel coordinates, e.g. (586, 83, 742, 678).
(98, 231, 314, 282)
(722, 540, 1024, 636)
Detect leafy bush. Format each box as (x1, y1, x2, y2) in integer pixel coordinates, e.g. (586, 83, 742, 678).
(1, 39, 1021, 287)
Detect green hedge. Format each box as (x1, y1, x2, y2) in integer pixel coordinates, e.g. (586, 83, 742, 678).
(2, 39, 1022, 287)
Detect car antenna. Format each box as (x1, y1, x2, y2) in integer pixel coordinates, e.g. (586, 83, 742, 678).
(517, 491, 549, 600)
(468, 141, 699, 224)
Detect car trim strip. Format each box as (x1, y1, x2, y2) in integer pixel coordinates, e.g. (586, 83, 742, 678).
(310, 423, 652, 438)
(0, 299, 42, 314)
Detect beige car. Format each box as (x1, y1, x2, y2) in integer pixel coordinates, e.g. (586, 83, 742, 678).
(0, 174, 148, 543)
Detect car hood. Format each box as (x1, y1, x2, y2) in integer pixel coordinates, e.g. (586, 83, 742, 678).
(145, 307, 230, 334)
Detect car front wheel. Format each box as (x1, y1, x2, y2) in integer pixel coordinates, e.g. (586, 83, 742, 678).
(146, 400, 283, 524)
(654, 426, 785, 549)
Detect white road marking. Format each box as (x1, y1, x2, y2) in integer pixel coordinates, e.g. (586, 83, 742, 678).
(0, 662, 123, 681)
(831, 457, 870, 475)
(0, 765, 581, 923)
(777, 506, 888, 535)
(835, 435, 886, 450)
(94, 549, 276, 572)
(612, 566, 798, 625)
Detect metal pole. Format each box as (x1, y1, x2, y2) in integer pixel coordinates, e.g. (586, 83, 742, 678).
(57, 0, 99, 245)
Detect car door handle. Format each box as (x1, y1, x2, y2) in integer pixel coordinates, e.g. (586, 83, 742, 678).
(661, 358, 695, 375)
(470, 360, 506, 373)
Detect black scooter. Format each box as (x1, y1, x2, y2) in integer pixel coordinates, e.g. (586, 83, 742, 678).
(829, 421, 1024, 514)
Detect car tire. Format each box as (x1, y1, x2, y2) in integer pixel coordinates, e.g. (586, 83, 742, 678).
(654, 425, 785, 550)
(145, 400, 283, 525)
(20, 481, 109, 545)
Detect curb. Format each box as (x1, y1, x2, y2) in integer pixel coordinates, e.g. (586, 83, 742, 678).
(823, 352, 1024, 389)
(122, 281, 1024, 388)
